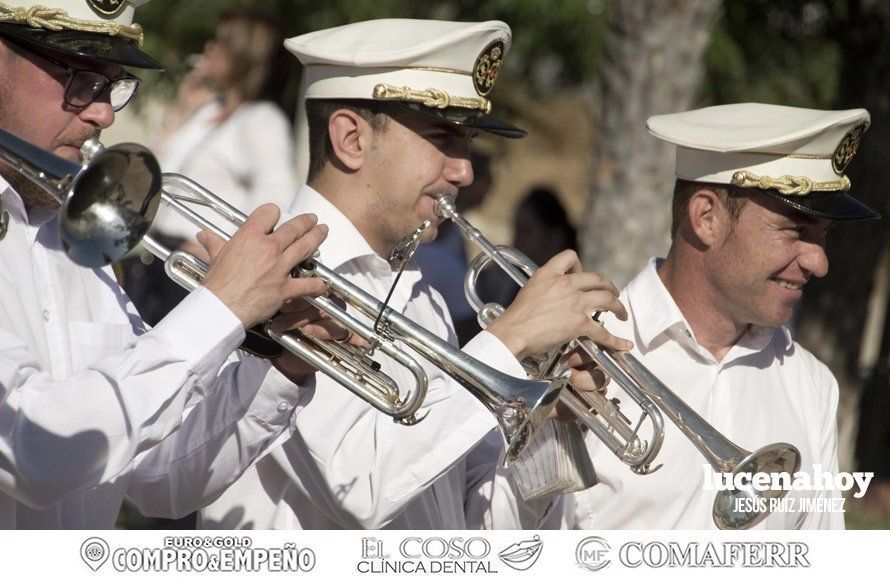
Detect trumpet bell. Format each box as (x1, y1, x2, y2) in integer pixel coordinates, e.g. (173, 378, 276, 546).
(0, 130, 162, 267)
(61, 143, 162, 267)
(501, 372, 569, 461)
(712, 442, 802, 530)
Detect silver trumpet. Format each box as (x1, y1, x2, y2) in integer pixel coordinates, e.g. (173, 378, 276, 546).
(81, 141, 566, 458)
(435, 195, 802, 529)
(0, 128, 161, 267)
(0, 129, 565, 458)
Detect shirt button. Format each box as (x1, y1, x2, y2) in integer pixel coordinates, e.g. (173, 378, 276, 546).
(42, 309, 51, 321)
(685, 329, 692, 338)
(277, 401, 289, 413)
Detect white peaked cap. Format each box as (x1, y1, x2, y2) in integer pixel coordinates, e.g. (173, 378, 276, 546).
(286, 19, 511, 111)
(287, 19, 525, 181)
(647, 103, 878, 221)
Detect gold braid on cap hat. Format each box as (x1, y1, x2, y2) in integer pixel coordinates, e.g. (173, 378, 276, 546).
(373, 84, 492, 114)
(0, 2, 143, 45)
(731, 171, 851, 196)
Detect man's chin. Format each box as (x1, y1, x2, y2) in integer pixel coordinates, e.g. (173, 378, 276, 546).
(53, 145, 83, 163)
(755, 308, 796, 329)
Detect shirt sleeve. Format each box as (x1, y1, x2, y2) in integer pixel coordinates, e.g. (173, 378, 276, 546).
(0, 287, 243, 509)
(127, 358, 308, 519)
(278, 324, 534, 529)
(284, 353, 496, 528)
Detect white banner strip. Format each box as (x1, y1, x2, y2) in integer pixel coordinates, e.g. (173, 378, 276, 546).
(2, 530, 887, 577)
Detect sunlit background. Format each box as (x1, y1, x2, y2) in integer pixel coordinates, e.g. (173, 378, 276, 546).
(104, 0, 889, 529)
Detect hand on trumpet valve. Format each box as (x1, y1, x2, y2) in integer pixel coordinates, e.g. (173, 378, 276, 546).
(549, 351, 609, 421)
(198, 204, 329, 328)
(268, 297, 371, 377)
(485, 249, 633, 359)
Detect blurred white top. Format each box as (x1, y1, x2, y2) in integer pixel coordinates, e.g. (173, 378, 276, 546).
(152, 100, 297, 238)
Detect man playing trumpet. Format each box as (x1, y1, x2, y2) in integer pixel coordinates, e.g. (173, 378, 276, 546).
(0, 0, 352, 528)
(200, 18, 631, 530)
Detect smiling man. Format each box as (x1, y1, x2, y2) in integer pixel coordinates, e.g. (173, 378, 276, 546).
(566, 103, 880, 530)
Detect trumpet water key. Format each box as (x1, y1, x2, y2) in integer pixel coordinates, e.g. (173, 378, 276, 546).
(434, 195, 802, 529)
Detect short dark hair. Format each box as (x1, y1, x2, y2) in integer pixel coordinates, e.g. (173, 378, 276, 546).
(671, 178, 749, 240)
(305, 99, 392, 182)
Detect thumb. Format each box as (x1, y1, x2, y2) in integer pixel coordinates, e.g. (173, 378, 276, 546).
(197, 229, 226, 261)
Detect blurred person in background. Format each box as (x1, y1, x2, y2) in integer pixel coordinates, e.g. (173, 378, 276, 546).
(477, 186, 579, 316)
(125, 9, 299, 325)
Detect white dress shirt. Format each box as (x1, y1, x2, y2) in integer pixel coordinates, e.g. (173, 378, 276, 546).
(152, 100, 297, 239)
(0, 182, 305, 528)
(200, 185, 557, 530)
(565, 258, 843, 530)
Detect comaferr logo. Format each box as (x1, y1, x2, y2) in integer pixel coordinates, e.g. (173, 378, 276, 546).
(576, 537, 611, 572)
(618, 542, 810, 568)
(575, 538, 811, 571)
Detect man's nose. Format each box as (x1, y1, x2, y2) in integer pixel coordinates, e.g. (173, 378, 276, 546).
(800, 241, 829, 278)
(444, 155, 474, 188)
(77, 98, 115, 130)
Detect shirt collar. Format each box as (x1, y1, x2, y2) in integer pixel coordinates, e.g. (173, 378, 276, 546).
(286, 183, 384, 271)
(626, 257, 689, 349)
(626, 257, 792, 355)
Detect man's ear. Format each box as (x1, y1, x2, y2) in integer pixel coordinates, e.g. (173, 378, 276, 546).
(686, 188, 730, 247)
(327, 109, 372, 171)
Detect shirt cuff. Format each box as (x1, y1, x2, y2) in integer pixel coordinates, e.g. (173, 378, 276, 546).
(463, 330, 527, 379)
(152, 286, 246, 377)
(241, 358, 312, 429)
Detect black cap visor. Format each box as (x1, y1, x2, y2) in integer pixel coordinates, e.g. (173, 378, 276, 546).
(395, 102, 526, 139)
(760, 189, 881, 221)
(0, 23, 162, 70)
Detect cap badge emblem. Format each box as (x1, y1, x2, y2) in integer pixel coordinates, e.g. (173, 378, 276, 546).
(833, 121, 868, 175)
(473, 39, 505, 97)
(87, 0, 128, 18)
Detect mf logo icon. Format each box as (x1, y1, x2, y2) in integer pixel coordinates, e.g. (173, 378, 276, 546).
(576, 536, 611, 571)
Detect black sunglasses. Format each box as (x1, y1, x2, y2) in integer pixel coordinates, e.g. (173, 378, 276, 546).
(4, 36, 140, 112)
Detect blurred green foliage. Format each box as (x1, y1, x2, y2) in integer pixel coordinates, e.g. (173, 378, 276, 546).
(701, 0, 844, 108)
(136, 0, 845, 109)
(136, 0, 605, 99)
